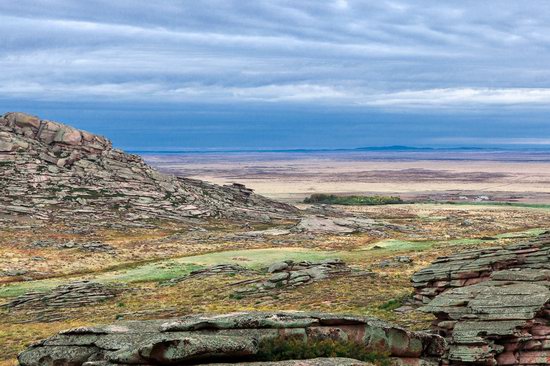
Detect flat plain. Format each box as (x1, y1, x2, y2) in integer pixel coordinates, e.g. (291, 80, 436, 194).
(143, 150, 550, 203)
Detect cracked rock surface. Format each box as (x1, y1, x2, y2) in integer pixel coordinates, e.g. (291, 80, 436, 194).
(18, 311, 445, 366)
(413, 233, 550, 365)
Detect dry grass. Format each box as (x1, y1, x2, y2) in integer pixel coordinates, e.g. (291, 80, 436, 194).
(1, 203, 549, 364)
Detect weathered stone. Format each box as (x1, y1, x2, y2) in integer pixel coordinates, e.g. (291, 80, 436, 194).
(18, 311, 445, 365)
(414, 233, 550, 365)
(0, 140, 14, 151)
(1, 281, 120, 313)
(0, 112, 299, 226)
(268, 262, 289, 273)
(236, 259, 354, 296)
(7, 112, 41, 129)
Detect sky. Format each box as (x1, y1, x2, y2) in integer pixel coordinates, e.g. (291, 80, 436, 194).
(1, 0, 550, 150)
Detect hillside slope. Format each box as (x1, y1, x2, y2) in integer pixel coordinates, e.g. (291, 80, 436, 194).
(0, 112, 297, 225)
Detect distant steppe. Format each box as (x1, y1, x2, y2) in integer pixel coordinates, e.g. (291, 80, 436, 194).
(143, 150, 550, 203)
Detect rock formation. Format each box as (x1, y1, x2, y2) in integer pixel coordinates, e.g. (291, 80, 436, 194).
(1, 281, 119, 311)
(234, 259, 369, 296)
(412, 233, 550, 365)
(1, 281, 122, 322)
(0, 112, 298, 224)
(28, 239, 115, 253)
(18, 311, 446, 366)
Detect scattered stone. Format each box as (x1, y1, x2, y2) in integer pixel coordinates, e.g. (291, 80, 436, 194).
(394, 306, 415, 313)
(166, 264, 252, 285)
(235, 259, 362, 296)
(293, 216, 378, 234)
(292, 215, 402, 235)
(267, 261, 290, 273)
(28, 239, 116, 253)
(378, 256, 413, 268)
(1, 269, 28, 277)
(18, 311, 445, 366)
(242, 228, 292, 237)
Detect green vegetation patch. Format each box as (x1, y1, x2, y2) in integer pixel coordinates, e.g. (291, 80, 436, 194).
(177, 248, 340, 270)
(0, 248, 342, 298)
(303, 194, 403, 206)
(365, 239, 433, 252)
(0, 262, 202, 298)
(256, 337, 391, 365)
(494, 228, 547, 238)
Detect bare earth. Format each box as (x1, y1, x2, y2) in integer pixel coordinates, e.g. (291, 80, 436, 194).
(143, 150, 550, 203)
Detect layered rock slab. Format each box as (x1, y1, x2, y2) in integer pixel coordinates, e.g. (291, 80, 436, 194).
(0, 112, 297, 224)
(412, 234, 550, 365)
(18, 311, 445, 366)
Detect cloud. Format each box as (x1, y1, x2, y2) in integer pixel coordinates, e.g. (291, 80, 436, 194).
(1, 0, 550, 111)
(364, 88, 550, 108)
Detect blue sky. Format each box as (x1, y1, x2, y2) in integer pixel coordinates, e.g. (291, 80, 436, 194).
(1, 1, 550, 150)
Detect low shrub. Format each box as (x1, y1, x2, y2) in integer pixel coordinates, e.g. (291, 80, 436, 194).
(256, 337, 391, 365)
(303, 194, 403, 206)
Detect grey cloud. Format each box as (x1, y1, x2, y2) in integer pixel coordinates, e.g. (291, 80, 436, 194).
(1, 1, 550, 109)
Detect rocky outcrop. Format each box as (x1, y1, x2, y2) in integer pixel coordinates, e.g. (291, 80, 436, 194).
(293, 216, 380, 234)
(233, 259, 371, 296)
(18, 311, 446, 366)
(0, 112, 298, 224)
(28, 239, 115, 253)
(1, 281, 119, 311)
(412, 234, 550, 365)
(166, 264, 253, 285)
(1, 281, 121, 322)
(411, 233, 550, 304)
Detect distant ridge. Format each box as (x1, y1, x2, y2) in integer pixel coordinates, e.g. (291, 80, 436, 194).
(354, 145, 502, 152)
(355, 145, 434, 151)
(129, 145, 518, 154)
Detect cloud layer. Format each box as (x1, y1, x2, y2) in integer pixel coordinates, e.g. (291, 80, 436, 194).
(2, 1, 550, 109)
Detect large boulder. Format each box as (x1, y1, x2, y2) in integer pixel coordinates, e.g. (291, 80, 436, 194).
(18, 311, 445, 366)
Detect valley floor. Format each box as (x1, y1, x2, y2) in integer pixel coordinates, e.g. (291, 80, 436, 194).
(143, 150, 550, 203)
(1, 203, 549, 365)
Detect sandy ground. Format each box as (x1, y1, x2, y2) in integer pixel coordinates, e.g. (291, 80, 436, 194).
(144, 151, 550, 203)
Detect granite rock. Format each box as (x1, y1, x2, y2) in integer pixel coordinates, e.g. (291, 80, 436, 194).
(18, 311, 445, 366)
(413, 233, 550, 365)
(0, 112, 298, 226)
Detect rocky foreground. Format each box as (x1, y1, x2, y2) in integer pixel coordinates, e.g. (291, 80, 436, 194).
(0, 112, 297, 225)
(413, 233, 550, 365)
(18, 311, 446, 366)
(15, 233, 550, 366)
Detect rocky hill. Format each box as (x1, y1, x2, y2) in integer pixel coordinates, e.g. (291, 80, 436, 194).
(0, 112, 298, 225)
